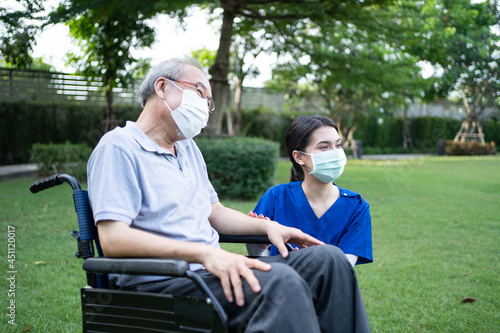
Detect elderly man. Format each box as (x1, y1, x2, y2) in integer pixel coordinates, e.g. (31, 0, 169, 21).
(87, 57, 371, 332)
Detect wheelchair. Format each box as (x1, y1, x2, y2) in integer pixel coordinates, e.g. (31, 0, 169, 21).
(30, 173, 275, 333)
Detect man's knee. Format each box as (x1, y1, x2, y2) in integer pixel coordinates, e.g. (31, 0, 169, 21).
(303, 245, 351, 270)
(236, 264, 319, 332)
(257, 263, 311, 304)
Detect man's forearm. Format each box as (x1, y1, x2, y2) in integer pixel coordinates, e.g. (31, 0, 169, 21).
(97, 220, 215, 263)
(209, 202, 274, 236)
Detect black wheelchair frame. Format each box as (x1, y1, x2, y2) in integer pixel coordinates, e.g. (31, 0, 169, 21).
(30, 173, 273, 333)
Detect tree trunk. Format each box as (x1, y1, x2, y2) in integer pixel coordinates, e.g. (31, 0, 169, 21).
(103, 87, 115, 133)
(344, 125, 357, 149)
(208, 0, 240, 136)
(102, 67, 116, 133)
(225, 83, 233, 136)
(234, 76, 244, 135)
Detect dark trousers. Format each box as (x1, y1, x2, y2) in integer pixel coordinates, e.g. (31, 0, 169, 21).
(131, 245, 371, 333)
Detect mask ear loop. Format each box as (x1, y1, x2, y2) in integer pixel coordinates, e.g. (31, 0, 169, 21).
(163, 78, 185, 113)
(163, 99, 173, 112)
(298, 151, 314, 174)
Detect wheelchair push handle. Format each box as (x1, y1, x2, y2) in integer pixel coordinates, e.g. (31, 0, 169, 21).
(30, 173, 82, 193)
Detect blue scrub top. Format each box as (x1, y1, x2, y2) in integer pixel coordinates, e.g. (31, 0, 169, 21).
(254, 181, 373, 264)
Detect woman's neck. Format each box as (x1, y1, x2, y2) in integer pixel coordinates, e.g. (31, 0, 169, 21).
(301, 176, 340, 219)
(302, 177, 337, 201)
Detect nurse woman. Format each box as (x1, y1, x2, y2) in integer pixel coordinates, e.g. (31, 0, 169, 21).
(247, 115, 373, 267)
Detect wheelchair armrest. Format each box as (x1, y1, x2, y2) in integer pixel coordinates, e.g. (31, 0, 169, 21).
(219, 234, 270, 244)
(82, 257, 189, 277)
(82, 257, 228, 325)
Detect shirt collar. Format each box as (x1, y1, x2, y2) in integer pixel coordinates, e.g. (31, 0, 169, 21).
(125, 121, 185, 156)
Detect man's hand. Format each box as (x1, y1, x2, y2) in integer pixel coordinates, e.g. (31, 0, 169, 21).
(264, 221, 324, 258)
(248, 211, 323, 257)
(201, 247, 271, 306)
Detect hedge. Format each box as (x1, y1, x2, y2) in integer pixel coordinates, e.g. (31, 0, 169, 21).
(238, 108, 495, 155)
(0, 101, 141, 164)
(355, 116, 463, 153)
(483, 117, 500, 145)
(196, 137, 279, 200)
(30, 142, 92, 180)
(2, 100, 498, 165)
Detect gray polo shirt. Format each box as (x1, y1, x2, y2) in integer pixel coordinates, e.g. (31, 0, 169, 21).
(87, 121, 220, 287)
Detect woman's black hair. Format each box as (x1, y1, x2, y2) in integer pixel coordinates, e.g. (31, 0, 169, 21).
(285, 115, 338, 182)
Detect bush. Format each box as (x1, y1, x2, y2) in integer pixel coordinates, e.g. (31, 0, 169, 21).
(444, 140, 497, 156)
(196, 137, 279, 200)
(30, 142, 92, 180)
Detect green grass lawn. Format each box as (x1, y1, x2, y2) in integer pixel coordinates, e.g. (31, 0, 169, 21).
(1, 156, 499, 332)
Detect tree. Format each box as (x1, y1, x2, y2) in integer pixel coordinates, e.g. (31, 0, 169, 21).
(205, 0, 402, 136)
(0, 0, 45, 68)
(230, 29, 268, 135)
(268, 42, 426, 146)
(414, 0, 500, 144)
(262, 1, 429, 146)
(49, 0, 199, 132)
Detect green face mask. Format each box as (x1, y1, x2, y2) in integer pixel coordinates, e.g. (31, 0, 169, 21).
(300, 149, 347, 183)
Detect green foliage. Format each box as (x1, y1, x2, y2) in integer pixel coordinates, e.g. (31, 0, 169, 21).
(239, 107, 295, 155)
(354, 116, 462, 153)
(2, 97, 496, 165)
(48, 0, 201, 130)
(414, 0, 500, 118)
(0, 0, 45, 68)
(444, 140, 497, 156)
(375, 117, 405, 149)
(205, 0, 415, 135)
(196, 137, 279, 200)
(408, 116, 462, 151)
(0, 100, 141, 165)
(484, 117, 500, 145)
(191, 48, 217, 71)
(30, 142, 92, 180)
(257, 0, 430, 139)
(223, 106, 297, 156)
(49, 0, 200, 86)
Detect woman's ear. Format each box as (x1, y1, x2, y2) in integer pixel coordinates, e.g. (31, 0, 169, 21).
(292, 150, 305, 166)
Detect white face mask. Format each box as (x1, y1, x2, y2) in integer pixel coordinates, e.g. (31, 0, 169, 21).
(301, 149, 347, 183)
(163, 81, 209, 140)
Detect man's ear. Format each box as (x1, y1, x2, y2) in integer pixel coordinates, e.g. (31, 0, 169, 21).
(154, 77, 169, 100)
(292, 150, 305, 166)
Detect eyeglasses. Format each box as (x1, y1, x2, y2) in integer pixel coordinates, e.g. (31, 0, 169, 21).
(166, 78, 215, 113)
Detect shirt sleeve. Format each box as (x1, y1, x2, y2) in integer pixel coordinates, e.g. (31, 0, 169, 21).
(337, 198, 373, 265)
(87, 142, 141, 225)
(253, 188, 276, 220)
(190, 139, 219, 204)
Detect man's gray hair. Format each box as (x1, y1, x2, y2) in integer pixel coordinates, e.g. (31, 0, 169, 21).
(137, 57, 205, 107)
